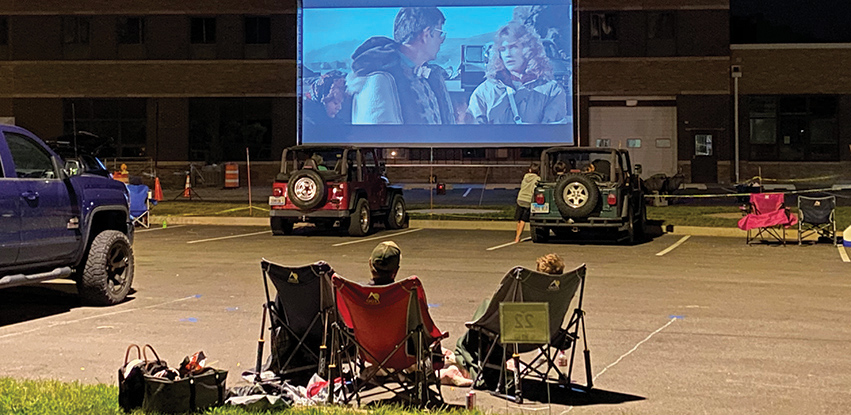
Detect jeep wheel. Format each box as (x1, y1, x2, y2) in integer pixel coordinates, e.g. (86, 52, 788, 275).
(288, 169, 326, 210)
(635, 202, 647, 240)
(347, 199, 371, 236)
(625, 205, 635, 244)
(271, 217, 293, 235)
(385, 195, 407, 229)
(531, 226, 549, 243)
(77, 230, 134, 306)
(554, 174, 599, 218)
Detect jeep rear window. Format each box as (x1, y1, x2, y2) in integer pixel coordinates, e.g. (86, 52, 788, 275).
(284, 148, 345, 174)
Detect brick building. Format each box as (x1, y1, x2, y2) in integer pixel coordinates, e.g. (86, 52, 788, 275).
(0, 0, 849, 185)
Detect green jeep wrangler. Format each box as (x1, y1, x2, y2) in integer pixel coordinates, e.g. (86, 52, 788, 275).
(529, 147, 646, 243)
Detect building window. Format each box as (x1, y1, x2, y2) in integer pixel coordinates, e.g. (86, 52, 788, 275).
(63, 99, 147, 158)
(117, 17, 145, 44)
(62, 16, 90, 44)
(590, 13, 617, 41)
(747, 95, 839, 161)
(191, 17, 216, 44)
(627, 138, 641, 148)
(245, 16, 271, 44)
(694, 135, 712, 156)
(0, 17, 7, 45)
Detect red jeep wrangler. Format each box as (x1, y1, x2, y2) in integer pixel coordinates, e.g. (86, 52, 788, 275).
(268, 146, 407, 236)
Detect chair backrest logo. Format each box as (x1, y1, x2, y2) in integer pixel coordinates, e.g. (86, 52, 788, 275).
(548, 280, 560, 291)
(366, 292, 380, 304)
(287, 272, 299, 284)
(814, 201, 821, 206)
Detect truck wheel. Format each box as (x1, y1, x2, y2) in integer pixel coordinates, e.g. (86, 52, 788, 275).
(554, 174, 599, 218)
(385, 195, 407, 229)
(77, 230, 134, 306)
(288, 169, 326, 210)
(347, 199, 371, 236)
(531, 226, 549, 243)
(271, 217, 293, 235)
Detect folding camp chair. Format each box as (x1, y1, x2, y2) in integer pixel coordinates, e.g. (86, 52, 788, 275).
(463, 264, 591, 404)
(127, 184, 151, 228)
(737, 193, 798, 245)
(257, 259, 336, 386)
(329, 275, 448, 407)
(798, 195, 838, 245)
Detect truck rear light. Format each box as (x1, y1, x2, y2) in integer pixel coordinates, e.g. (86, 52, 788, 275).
(535, 193, 545, 205)
(272, 187, 283, 197)
(607, 193, 617, 206)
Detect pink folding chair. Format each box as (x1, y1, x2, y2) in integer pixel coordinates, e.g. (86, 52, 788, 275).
(737, 193, 798, 245)
(329, 275, 448, 407)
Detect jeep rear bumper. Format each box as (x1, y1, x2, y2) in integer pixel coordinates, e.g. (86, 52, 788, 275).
(530, 216, 628, 229)
(270, 209, 350, 220)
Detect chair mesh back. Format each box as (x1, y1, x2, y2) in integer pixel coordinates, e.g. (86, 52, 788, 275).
(127, 184, 150, 218)
(751, 193, 784, 214)
(469, 264, 585, 348)
(263, 260, 335, 346)
(799, 196, 834, 225)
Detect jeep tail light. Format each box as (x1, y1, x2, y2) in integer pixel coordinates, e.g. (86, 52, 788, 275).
(329, 184, 344, 204)
(272, 187, 283, 197)
(535, 193, 545, 205)
(607, 193, 617, 206)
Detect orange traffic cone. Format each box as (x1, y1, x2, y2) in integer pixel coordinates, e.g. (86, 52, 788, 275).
(153, 177, 164, 201)
(182, 172, 191, 198)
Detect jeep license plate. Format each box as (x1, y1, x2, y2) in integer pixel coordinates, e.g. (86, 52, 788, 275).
(531, 203, 549, 214)
(268, 196, 286, 206)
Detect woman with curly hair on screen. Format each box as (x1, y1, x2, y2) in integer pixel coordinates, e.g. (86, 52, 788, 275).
(467, 20, 567, 125)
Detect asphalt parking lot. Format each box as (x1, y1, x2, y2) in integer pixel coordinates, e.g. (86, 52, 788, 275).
(1, 225, 850, 414)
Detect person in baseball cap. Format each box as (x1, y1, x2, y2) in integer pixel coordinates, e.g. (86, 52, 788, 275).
(368, 241, 401, 285)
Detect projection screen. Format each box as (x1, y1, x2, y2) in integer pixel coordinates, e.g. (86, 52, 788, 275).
(300, 0, 574, 146)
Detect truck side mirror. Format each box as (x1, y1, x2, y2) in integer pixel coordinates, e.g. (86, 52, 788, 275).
(634, 164, 642, 176)
(64, 159, 83, 177)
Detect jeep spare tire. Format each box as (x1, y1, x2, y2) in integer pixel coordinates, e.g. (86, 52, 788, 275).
(554, 173, 599, 218)
(288, 169, 326, 210)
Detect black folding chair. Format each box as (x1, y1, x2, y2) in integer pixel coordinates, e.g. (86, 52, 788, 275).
(256, 259, 336, 385)
(463, 264, 592, 403)
(798, 196, 838, 245)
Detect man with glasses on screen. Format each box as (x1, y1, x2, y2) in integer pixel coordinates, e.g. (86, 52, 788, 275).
(347, 7, 454, 125)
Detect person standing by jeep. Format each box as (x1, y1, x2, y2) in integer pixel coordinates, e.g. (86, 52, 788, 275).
(514, 162, 541, 243)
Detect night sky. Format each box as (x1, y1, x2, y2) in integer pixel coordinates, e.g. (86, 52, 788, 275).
(732, 0, 851, 43)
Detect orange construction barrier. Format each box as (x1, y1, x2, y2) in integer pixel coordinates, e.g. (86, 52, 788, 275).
(113, 163, 130, 183)
(224, 163, 239, 188)
(153, 177, 164, 201)
(182, 172, 191, 198)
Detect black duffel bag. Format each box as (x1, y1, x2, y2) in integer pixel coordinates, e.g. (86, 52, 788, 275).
(142, 367, 228, 413)
(118, 344, 169, 413)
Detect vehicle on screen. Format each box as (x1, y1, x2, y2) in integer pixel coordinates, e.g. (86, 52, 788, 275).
(0, 125, 134, 305)
(268, 145, 407, 236)
(529, 147, 646, 243)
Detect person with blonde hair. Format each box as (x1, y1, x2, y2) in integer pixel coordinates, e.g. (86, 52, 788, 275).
(467, 20, 567, 125)
(536, 253, 565, 274)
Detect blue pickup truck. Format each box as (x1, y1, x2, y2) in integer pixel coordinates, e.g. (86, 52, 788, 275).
(0, 125, 134, 305)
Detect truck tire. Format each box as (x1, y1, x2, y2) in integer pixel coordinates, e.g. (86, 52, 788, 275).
(347, 199, 371, 236)
(77, 230, 134, 306)
(385, 194, 407, 229)
(554, 174, 599, 218)
(288, 169, 326, 210)
(271, 217, 293, 235)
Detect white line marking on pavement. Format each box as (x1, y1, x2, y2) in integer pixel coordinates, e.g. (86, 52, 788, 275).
(656, 235, 691, 256)
(0, 295, 199, 340)
(187, 230, 271, 244)
(839, 245, 850, 263)
(486, 237, 531, 251)
(593, 317, 679, 382)
(463, 187, 472, 197)
(136, 225, 184, 233)
(332, 228, 423, 247)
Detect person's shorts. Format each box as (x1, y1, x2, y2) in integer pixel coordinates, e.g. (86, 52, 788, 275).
(514, 205, 531, 222)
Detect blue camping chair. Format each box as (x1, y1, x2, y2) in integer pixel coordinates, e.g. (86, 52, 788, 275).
(127, 184, 153, 228)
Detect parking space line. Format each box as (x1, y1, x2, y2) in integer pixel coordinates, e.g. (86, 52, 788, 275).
(0, 295, 199, 340)
(486, 237, 531, 251)
(656, 235, 691, 256)
(593, 317, 679, 383)
(839, 246, 850, 263)
(331, 228, 423, 247)
(136, 225, 184, 233)
(463, 188, 472, 197)
(187, 230, 271, 244)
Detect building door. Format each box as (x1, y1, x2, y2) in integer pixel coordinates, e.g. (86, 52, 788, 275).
(589, 105, 677, 178)
(691, 131, 718, 183)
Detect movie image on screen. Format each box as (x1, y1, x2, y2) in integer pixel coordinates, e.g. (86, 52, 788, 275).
(300, 1, 574, 146)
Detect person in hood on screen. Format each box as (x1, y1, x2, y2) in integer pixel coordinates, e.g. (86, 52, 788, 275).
(346, 7, 454, 125)
(303, 70, 347, 127)
(467, 20, 567, 125)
